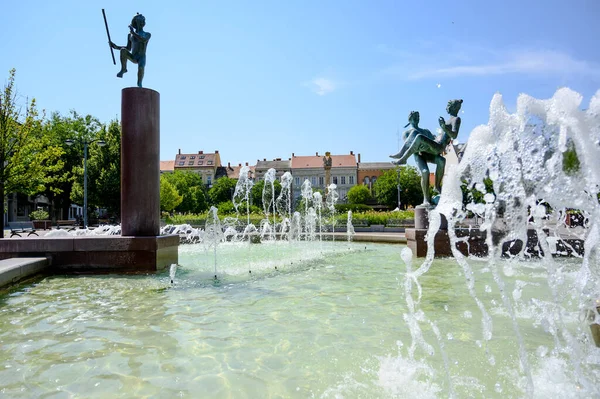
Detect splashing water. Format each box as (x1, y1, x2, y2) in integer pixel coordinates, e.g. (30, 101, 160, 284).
(347, 210, 355, 242)
(393, 88, 600, 397)
(233, 165, 254, 226)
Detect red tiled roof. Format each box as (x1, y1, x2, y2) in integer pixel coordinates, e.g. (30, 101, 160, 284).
(160, 160, 175, 171)
(291, 154, 356, 169)
(175, 152, 221, 168)
(227, 165, 255, 179)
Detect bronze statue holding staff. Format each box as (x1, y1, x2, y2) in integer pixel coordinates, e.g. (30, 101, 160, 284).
(390, 99, 463, 207)
(108, 13, 151, 88)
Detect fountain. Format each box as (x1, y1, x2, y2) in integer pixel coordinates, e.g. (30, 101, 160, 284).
(0, 89, 599, 397)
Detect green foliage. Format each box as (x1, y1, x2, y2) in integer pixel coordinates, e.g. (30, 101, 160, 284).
(217, 200, 237, 214)
(347, 184, 372, 204)
(71, 118, 122, 216)
(461, 177, 495, 209)
(373, 166, 422, 208)
(562, 139, 580, 175)
(251, 179, 282, 212)
(0, 69, 63, 236)
(29, 209, 49, 220)
(334, 203, 372, 213)
(160, 175, 183, 212)
(208, 177, 237, 205)
(162, 170, 208, 213)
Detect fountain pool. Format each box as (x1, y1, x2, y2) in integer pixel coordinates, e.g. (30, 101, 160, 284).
(0, 241, 597, 398)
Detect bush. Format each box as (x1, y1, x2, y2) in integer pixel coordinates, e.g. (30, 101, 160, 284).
(30, 209, 49, 220)
(335, 204, 372, 213)
(347, 185, 372, 204)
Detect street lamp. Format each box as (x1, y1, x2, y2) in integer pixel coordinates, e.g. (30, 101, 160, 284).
(65, 137, 106, 228)
(396, 166, 402, 210)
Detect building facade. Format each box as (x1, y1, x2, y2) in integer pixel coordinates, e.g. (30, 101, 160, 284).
(254, 158, 291, 182)
(357, 161, 396, 191)
(173, 150, 222, 187)
(290, 151, 357, 201)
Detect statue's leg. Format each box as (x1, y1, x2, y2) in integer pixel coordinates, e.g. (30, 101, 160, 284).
(390, 132, 417, 160)
(414, 155, 431, 206)
(117, 50, 136, 77)
(434, 155, 446, 192)
(137, 57, 146, 88)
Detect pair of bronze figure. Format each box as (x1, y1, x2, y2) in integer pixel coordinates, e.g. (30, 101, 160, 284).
(391, 99, 463, 207)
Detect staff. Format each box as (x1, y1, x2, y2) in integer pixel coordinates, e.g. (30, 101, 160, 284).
(102, 9, 116, 65)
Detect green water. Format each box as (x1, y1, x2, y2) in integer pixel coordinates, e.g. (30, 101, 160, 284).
(0, 242, 597, 398)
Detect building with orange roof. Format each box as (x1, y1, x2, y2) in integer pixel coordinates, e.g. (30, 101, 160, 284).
(159, 160, 175, 174)
(174, 149, 222, 188)
(290, 151, 358, 201)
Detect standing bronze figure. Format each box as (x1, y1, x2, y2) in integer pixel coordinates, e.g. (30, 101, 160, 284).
(109, 13, 151, 88)
(390, 99, 463, 207)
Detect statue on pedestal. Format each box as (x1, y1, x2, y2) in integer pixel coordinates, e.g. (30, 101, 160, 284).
(109, 13, 151, 88)
(390, 99, 463, 207)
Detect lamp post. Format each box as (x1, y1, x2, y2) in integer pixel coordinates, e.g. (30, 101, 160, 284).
(65, 137, 106, 228)
(396, 166, 402, 210)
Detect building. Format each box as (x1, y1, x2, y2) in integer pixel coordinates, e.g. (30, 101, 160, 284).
(174, 150, 222, 187)
(254, 158, 291, 182)
(357, 158, 396, 191)
(159, 160, 174, 174)
(226, 162, 255, 180)
(290, 151, 357, 201)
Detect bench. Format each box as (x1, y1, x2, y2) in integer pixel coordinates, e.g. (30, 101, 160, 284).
(7, 222, 39, 238)
(56, 220, 78, 231)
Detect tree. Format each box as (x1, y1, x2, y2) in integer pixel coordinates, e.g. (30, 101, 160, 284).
(373, 166, 422, 209)
(208, 177, 237, 205)
(162, 171, 208, 213)
(347, 184, 372, 204)
(160, 175, 183, 212)
(0, 69, 63, 237)
(251, 179, 282, 212)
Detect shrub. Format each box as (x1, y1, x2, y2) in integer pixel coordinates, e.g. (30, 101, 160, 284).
(347, 185, 372, 204)
(335, 204, 372, 213)
(30, 209, 49, 220)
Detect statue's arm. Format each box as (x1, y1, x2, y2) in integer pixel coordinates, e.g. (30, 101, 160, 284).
(438, 116, 461, 139)
(129, 27, 151, 43)
(109, 35, 132, 51)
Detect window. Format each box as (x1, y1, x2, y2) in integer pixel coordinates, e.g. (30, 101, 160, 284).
(333, 176, 338, 184)
(188, 161, 194, 166)
(295, 177, 300, 186)
(178, 161, 185, 166)
(349, 176, 354, 184)
(319, 176, 324, 186)
(311, 176, 316, 186)
(180, 156, 186, 160)
(341, 176, 346, 185)
(199, 155, 205, 159)
(207, 160, 213, 165)
(372, 176, 377, 184)
(190, 156, 196, 159)
(363, 177, 370, 185)
(198, 161, 203, 165)
(207, 176, 212, 185)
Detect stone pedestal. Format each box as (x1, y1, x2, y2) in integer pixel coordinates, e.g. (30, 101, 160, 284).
(121, 87, 160, 236)
(414, 206, 448, 230)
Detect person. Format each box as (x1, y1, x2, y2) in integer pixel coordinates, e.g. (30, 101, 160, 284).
(390, 99, 463, 206)
(109, 13, 151, 88)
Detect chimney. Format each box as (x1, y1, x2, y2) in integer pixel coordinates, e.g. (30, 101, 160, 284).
(257, 159, 260, 163)
(350, 150, 354, 155)
(292, 153, 295, 157)
(358, 153, 361, 163)
(245, 162, 248, 166)
(215, 150, 219, 154)
(263, 158, 266, 161)
(238, 163, 242, 167)
(276, 158, 281, 161)
(316, 152, 318, 156)
(199, 150, 203, 154)
(178, 149, 181, 154)
(228, 162, 231, 168)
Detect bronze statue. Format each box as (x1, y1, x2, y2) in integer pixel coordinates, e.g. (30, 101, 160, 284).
(109, 13, 151, 88)
(390, 99, 463, 207)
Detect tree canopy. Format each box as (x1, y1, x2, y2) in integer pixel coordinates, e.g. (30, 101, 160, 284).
(208, 177, 237, 205)
(0, 69, 63, 236)
(347, 184, 372, 205)
(373, 166, 422, 209)
(162, 170, 208, 213)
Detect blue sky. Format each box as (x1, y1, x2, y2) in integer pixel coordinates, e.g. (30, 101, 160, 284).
(2, 0, 599, 165)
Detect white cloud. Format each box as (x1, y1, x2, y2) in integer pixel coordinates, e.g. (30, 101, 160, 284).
(307, 77, 336, 96)
(379, 45, 600, 81)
